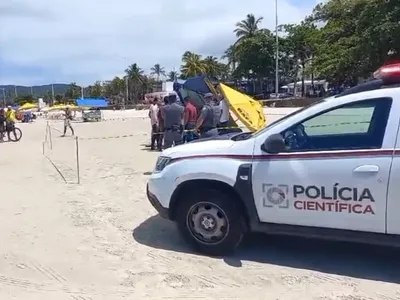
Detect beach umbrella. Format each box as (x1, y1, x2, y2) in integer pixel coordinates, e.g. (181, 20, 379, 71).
(18, 103, 38, 110)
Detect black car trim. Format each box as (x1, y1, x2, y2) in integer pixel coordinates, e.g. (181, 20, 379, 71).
(233, 163, 261, 229)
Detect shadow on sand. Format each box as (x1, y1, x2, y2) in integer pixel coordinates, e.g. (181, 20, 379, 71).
(133, 214, 400, 284)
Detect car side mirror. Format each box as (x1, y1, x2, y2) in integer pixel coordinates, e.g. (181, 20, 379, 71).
(261, 134, 285, 154)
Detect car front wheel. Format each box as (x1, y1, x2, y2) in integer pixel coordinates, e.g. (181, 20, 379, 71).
(176, 188, 246, 256)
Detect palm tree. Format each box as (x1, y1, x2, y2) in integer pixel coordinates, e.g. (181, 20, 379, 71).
(140, 76, 156, 96)
(222, 44, 237, 71)
(234, 14, 263, 43)
(105, 77, 126, 106)
(150, 63, 166, 81)
(89, 81, 103, 97)
(180, 51, 206, 78)
(110, 77, 125, 95)
(125, 63, 144, 104)
(218, 63, 231, 80)
(65, 82, 80, 99)
(125, 63, 144, 82)
(167, 70, 179, 81)
(202, 56, 221, 77)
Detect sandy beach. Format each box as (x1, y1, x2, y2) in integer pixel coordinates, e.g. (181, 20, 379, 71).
(0, 108, 399, 300)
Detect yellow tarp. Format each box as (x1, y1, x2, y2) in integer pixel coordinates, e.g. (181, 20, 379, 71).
(18, 103, 37, 110)
(48, 104, 79, 111)
(219, 83, 266, 132)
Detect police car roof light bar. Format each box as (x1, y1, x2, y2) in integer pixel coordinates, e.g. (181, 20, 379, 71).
(373, 63, 400, 83)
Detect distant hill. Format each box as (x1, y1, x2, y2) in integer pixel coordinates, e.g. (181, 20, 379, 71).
(0, 84, 70, 99)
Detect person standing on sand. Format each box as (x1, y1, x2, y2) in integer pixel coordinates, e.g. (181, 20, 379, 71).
(62, 106, 74, 137)
(217, 92, 229, 134)
(5, 105, 17, 141)
(149, 98, 160, 150)
(162, 94, 184, 149)
(155, 96, 169, 151)
(195, 93, 219, 138)
(0, 109, 5, 142)
(183, 96, 197, 143)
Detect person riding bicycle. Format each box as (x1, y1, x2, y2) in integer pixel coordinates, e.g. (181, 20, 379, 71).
(5, 106, 16, 141)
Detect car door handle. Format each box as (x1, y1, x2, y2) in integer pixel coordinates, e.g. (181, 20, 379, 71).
(353, 165, 379, 173)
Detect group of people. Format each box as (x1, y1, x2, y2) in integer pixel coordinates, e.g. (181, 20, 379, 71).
(0, 106, 17, 142)
(148, 91, 229, 150)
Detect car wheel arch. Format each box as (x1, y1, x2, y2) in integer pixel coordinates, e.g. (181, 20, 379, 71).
(169, 179, 250, 229)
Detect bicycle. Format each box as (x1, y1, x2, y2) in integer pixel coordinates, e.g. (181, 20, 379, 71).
(1, 123, 22, 142)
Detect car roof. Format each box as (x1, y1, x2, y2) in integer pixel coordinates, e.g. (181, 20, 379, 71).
(335, 79, 400, 98)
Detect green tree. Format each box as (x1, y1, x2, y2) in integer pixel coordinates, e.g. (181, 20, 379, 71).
(310, 0, 400, 85)
(217, 63, 231, 81)
(234, 14, 264, 43)
(89, 81, 104, 97)
(140, 76, 156, 97)
(125, 63, 144, 82)
(150, 63, 166, 81)
(233, 31, 275, 81)
(282, 22, 319, 96)
(55, 94, 64, 103)
(202, 56, 222, 78)
(180, 51, 206, 78)
(125, 63, 144, 104)
(105, 77, 126, 106)
(107, 77, 125, 96)
(222, 44, 238, 72)
(65, 82, 80, 99)
(43, 90, 53, 104)
(167, 70, 178, 81)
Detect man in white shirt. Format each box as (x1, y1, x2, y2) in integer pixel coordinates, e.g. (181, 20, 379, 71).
(218, 93, 229, 133)
(149, 98, 160, 150)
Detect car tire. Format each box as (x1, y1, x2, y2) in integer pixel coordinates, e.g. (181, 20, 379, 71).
(175, 188, 246, 256)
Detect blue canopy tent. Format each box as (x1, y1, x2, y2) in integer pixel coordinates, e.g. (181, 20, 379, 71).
(178, 76, 242, 134)
(174, 76, 216, 110)
(182, 75, 213, 95)
(76, 98, 108, 108)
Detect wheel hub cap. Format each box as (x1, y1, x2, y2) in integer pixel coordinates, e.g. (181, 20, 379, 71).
(188, 203, 228, 244)
(200, 214, 216, 230)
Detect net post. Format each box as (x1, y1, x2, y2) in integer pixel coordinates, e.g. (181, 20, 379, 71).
(48, 123, 53, 150)
(75, 136, 80, 184)
(45, 121, 49, 143)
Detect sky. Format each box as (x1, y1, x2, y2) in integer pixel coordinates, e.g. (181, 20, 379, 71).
(0, 0, 320, 86)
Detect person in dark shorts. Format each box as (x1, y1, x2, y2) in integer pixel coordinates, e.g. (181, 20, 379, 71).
(149, 98, 160, 150)
(5, 106, 17, 141)
(162, 94, 184, 149)
(183, 96, 197, 143)
(155, 96, 169, 151)
(195, 93, 219, 138)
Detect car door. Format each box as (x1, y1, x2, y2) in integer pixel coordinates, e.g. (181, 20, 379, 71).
(252, 97, 394, 233)
(385, 106, 400, 235)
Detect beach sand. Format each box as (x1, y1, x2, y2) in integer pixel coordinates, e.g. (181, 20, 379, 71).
(0, 108, 399, 299)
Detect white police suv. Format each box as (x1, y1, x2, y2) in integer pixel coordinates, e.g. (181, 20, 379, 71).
(147, 63, 400, 255)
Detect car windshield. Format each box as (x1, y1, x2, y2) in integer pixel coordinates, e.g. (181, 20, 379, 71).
(250, 98, 326, 138)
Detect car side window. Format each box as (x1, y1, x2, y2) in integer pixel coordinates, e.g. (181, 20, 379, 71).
(281, 98, 392, 152)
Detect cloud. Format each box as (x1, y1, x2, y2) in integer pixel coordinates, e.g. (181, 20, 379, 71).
(0, 0, 316, 85)
(0, 2, 54, 19)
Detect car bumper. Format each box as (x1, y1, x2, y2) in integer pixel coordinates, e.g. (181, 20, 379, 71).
(146, 183, 170, 220)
